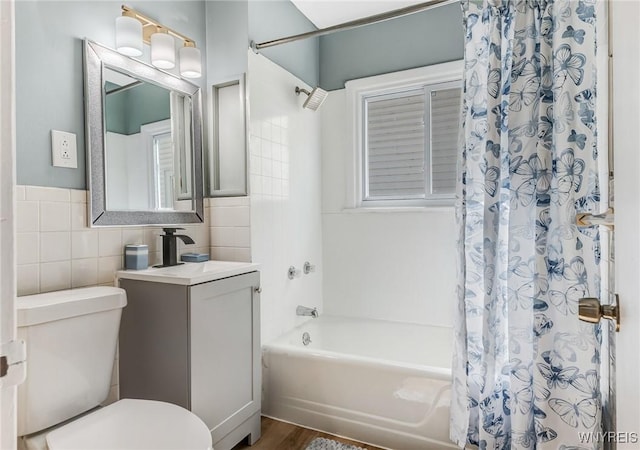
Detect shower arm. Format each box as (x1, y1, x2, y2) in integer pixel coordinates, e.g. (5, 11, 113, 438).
(295, 87, 311, 97)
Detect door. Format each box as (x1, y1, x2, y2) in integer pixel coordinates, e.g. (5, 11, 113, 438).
(1, 2, 26, 449)
(597, 1, 617, 446)
(611, 1, 640, 449)
(580, 3, 640, 448)
(189, 272, 261, 448)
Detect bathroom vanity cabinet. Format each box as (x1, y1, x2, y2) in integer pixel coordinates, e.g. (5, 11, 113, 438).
(117, 263, 261, 450)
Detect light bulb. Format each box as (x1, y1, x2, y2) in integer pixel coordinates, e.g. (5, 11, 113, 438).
(115, 16, 143, 57)
(151, 32, 176, 69)
(179, 46, 201, 79)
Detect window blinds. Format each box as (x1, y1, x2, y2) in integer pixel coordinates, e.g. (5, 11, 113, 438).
(154, 132, 174, 209)
(366, 90, 426, 199)
(364, 84, 461, 200)
(430, 87, 461, 194)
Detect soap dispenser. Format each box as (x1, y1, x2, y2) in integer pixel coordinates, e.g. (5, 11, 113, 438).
(157, 227, 195, 267)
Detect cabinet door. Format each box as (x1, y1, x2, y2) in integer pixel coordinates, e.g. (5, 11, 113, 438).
(189, 272, 260, 440)
(119, 279, 191, 408)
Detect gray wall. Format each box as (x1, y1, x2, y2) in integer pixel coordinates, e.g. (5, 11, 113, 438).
(205, 0, 319, 91)
(204, 0, 248, 196)
(106, 83, 170, 135)
(319, 2, 464, 91)
(16, 0, 461, 189)
(16, 1, 206, 189)
(206, 0, 248, 81)
(248, 0, 319, 88)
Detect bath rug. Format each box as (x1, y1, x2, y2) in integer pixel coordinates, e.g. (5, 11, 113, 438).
(305, 437, 366, 450)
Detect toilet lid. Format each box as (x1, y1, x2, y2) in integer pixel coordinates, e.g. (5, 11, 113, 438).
(46, 399, 212, 450)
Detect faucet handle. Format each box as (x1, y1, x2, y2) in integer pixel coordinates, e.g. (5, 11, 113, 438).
(162, 227, 185, 235)
(288, 266, 301, 280)
(303, 261, 316, 274)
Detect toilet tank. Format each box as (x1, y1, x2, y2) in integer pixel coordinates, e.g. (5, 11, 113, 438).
(17, 287, 127, 437)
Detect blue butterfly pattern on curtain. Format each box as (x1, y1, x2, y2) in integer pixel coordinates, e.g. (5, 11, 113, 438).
(451, 0, 602, 448)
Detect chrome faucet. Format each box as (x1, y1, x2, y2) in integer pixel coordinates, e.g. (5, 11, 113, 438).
(296, 305, 319, 318)
(156, 227, 195, 267)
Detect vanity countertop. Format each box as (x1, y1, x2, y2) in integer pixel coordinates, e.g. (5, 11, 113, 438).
(116, 261, 260, 286)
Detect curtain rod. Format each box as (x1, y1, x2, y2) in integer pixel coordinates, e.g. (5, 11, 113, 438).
(251, 0, 457, 52)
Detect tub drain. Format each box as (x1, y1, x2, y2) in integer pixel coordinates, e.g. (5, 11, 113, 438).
(302, 332, 312, 346)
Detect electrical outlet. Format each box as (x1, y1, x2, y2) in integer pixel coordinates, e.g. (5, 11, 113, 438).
(51, 130, 78, 168)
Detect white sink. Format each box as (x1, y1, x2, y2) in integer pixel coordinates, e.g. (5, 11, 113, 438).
(117, 260, 260, 286)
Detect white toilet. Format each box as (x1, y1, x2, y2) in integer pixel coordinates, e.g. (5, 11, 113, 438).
(17, 286, 212, 450)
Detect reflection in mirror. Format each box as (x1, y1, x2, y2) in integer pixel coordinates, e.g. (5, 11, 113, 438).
(210, 74, 248, 196)
(104, 69, 193, 211)
(84, 40, 204, 226)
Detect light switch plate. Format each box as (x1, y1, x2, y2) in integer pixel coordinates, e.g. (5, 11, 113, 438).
(51, 130, 78, 168)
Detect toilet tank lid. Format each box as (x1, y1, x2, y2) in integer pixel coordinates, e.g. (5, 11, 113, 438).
(17, 287, 127, 327)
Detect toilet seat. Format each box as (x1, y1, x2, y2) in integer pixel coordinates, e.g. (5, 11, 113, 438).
(45, 399, 212, 450)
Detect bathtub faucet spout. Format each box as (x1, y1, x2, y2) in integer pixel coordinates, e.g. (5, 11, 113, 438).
(297, 305, 319, 318)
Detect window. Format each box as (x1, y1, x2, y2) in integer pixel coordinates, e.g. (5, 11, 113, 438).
(347, 61, 463, 207)
(152, 131, 174, 209)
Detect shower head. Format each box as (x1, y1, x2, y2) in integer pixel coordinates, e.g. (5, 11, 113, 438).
(295, 86, 328, 111)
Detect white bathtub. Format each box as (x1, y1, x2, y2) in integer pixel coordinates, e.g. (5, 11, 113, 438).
(262, 315, 457, 449)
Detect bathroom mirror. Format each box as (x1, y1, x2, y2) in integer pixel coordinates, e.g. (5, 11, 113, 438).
(84, 40, 204, 226)
(209, 74, 248, 196)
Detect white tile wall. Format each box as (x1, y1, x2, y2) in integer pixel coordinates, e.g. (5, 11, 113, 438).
(16, 233, 38, 265)
(15, 185, 211, 294)
(248, 52, 324, 344)
(25, 185, 69, 202)
(16, 200, 38, 232)
(40, 201, 70, 231)
(40, 232, 71, 262)
(39, 261, 71, 294)
(207, 196, 252, 262)
(322, 211, 456, 327)
(98, 229, 123, 258)
(71, 230, 98, 259)
(15, 185, 212, 407)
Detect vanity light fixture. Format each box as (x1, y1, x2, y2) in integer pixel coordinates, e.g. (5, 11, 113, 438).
(115, 10, 143, 56)
(115, 5, 202, 78)
(150, 29, 176, 69)
(179, 42, 202, 79)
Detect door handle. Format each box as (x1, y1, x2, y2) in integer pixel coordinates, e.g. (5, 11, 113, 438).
(0, 356, 7, 378)
(576, 207, 614, 229)
(0, 340, 27, 387)
(578, 295, 620, 331)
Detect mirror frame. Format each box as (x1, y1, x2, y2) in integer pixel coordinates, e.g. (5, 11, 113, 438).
(84, 39, 204, 226)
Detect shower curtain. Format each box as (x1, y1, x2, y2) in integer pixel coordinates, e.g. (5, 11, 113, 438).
(451, 0, 602, 448)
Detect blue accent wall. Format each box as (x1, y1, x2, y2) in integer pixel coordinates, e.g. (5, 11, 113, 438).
(206, 0, 248, 80)
(15, 0, 462, 189)
(106, 83, 171, 135)
(319, 2, 464, 91)
(15, 1, 206, 190)
(248, 0, 319, 88)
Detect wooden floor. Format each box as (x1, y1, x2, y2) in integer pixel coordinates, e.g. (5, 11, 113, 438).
(232, 416, 384, 450)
